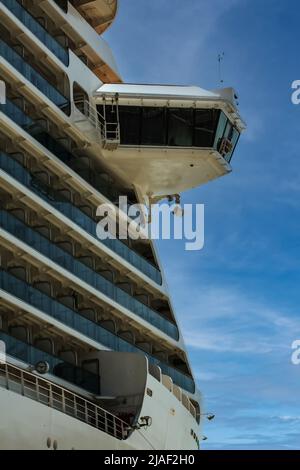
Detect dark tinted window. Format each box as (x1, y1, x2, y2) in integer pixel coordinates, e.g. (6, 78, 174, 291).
(226, 128, 240, 163)
(194, 109, 220, 147)
(213, 111, 228, 149)
(168, 108, 193, 146)
(119, 106, 141, 145)
(111, 105, 228, 149)
(141, 107, 166, 145)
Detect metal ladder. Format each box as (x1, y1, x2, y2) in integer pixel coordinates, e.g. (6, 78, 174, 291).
(72, 99, 120, 150)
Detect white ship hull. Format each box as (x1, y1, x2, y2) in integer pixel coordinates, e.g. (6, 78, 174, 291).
(0, 0, 244, 450)
(0, 359, 199, 450)
(0, 384, 197, 450)
(0, 387, 138, 450)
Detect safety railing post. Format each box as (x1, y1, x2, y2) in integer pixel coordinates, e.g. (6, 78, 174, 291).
(35, 376, 40, 402)
(48, 382, 53, 408)
(20, 369, 25, 396)
(104, 412, 108, 434)
(62, 389, 66, 413)
(95, 405, 99, 430)
(113, 416, 117, 438)
(5, 364, 9, 390)
(85, 401, 88, 424)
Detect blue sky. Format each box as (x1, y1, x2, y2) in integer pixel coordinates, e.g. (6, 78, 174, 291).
(105, 0, 300, 449)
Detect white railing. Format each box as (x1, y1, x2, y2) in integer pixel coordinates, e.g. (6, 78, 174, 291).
(0, 362, 129, 440)
(148, 365, 197, 421)
(73, 99, 120, 149)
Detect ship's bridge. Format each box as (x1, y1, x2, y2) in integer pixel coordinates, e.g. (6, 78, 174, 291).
(93, 84, 246, 199)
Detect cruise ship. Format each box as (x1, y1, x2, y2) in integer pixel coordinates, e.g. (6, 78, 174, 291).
(0, 0, 245, 450)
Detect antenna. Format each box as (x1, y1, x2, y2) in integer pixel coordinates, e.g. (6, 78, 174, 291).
(218, 52, 225, 85)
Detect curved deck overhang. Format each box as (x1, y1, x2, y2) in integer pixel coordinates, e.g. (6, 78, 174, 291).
(40, 1, 122, 82)
(71, 0, 118, 35)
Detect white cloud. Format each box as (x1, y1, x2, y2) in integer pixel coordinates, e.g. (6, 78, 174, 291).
(165, 265, 300, 355)
(278, 416, 300, 422)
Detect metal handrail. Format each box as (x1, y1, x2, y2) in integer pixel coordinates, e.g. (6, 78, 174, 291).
(73, 99, 120, 145)
(0, 362, 130, 440)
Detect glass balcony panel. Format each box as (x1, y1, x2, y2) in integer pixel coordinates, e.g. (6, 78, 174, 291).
(0, 101, 162, 285)
(0, 210, 177, 339)
(0, 270, 195, 392)
(1, 0, 69, 65)
(0, 40, 69, 112)
(0, 330, 100, 394)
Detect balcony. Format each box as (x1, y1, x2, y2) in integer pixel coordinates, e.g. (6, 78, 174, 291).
(0, 100, 162, 285)
(0, 210, 178, 340)
(0, 362, 129, 440)
(0, 39, 69, 112)
(0, 270, 195, 393)
(0, 330, 100, 394)
(1, 0, 69, 66)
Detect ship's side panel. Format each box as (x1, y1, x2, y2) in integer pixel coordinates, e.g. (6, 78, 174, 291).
(0, 0, 245, 450)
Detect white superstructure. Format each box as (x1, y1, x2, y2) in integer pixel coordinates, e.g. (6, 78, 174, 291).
(0, 0, 244, 450)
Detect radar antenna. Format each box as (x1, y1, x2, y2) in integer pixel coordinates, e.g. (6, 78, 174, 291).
(218, 52, 225, 85)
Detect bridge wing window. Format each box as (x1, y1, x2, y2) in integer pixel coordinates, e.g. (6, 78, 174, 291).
(167, 108, 193, 147)
(116, 105, 239, 159)
(225, 127, 240, 163)
(213, 111, 228, 149)
(223, 119, 234, 140)
(194, 109, 220, 147)
(214, 111, 240, 162)
(119, 106, 141, 145)
(141, 107, 166, 145)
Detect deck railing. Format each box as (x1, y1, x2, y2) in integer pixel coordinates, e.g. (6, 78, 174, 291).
(0, 362, 130, 440)
(73, 99, 120, 149)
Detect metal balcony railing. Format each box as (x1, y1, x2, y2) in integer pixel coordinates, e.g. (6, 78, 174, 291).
(0, 362, 129, 440)
(0, 269, 195, 393)
(0, 210, 178, 340)
(1, 0, 69, 66)
(73, 99, 120, 150)
(0, 102, 162, 285)
(0, 39, 69, 112)
(0, 330, 100, 394)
